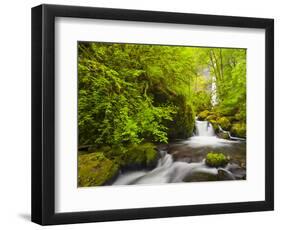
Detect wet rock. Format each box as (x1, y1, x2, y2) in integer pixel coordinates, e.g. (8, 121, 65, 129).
(217, 169, 235, 180)
(120, 143, 159, 170)
(217, 117, 231, 130)
(183, 171, 218, 182)
(197, 110, 210, 121)
(167, 99, 195, 139)
(217, 132, 230, 140)
(226, 164, 246, 179)
(78, 152, 120, 187)
(231, 122, 246, 138)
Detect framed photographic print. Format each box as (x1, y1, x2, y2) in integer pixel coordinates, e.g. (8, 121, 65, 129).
(31, 4, 274, 225)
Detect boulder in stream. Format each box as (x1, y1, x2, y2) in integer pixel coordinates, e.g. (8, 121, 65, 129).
(205, 152, 229, 168)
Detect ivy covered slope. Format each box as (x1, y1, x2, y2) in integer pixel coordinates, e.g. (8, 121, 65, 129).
(77, 42, 246, 187)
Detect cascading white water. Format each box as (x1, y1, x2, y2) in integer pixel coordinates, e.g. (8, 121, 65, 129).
(211, 75, 218, 106)
(195, 120, 215, 136)
(218, 125, 246, 141)
(201, 67, 217, 107)
(112, 120, 240, 186)
(187, 120, 235, 147)
(113, 151, 218, 185)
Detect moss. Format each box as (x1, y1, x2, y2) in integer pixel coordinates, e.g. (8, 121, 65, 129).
(217, 117, 231, 130)
(205, 152, 229, 168)
(98, 146, 111, 153)
(217, 132, 230, 140)
(122, 143, 158, 169)
(231, 122, 246, 138)
(206, 114, 217, 122)
(227, 116, 236, 123)
(168, 100, 195, 139)
(197, 110, 210, 121)
(209, 120, 219, 133)
(103, 143, 158, 170)
(78, 143, 159, 187)
(78, 152, 119, 187)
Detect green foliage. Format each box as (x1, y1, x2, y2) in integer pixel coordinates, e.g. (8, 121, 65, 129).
(231, 123, 246, 138)
(206, 114, 217, 121)
(217, 117, 231, 130)
(205, 152, 229, 168)
(78, 43, 246, 186)
(77, 144, 157, 187)
(101, 143, 158, 170)
(209, 48, 246, 131)
(167, 97, 195, 139)
(121, 143, 158, 169)
(194, 48, 247, 138)
(78, 152, 119, 187)
(193, 91, 212, 113)
(78, 43, 176, 147)
(78, 43, 246, 147)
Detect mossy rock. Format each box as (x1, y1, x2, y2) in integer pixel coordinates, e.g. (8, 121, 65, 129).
(122, 143, 158, 170)
(217, 117, 231, 130)
(217, 132, 230, 140)
(234, 112, 245, 121)
(197, 110, 210, 121)
(205, 152, 229, 168)
(227, 116, 237, 123)
(78, 152, 120, 187)
(231, 122, 246, 138)
(206, 114, 217, 122)
(209, 120, 219, 133)
(98, 146, 112, 153)
(168, 100, 195, 139)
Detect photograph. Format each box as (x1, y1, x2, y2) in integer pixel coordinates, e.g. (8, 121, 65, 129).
(30, 3, 274, 225)
(77, 42, 247, 187)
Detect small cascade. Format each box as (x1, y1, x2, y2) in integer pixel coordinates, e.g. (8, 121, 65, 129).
(218, 125, 246, 141)
(185, 119, 236, 147)
(195, 119, 245, 141)
(195, 120, 215, 136)
(113, 150, 237, 185)
(113, 151, 174, 185)
(112, 119, 245, 186)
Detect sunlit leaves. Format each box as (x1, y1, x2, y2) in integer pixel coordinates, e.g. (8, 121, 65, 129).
(78, 42, 246, 147)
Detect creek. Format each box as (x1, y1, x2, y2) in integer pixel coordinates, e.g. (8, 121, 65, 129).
(113, 120, 246, 185)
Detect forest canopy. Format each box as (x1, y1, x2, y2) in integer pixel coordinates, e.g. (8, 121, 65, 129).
(78, 42, 246, 149)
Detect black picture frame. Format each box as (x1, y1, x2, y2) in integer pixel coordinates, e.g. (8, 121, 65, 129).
(31, 4, 274, 225)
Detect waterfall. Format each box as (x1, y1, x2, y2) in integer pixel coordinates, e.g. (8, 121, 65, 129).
(195, 120, 245, 141)
(195, 120, 215, 136)
(186, 119, 235, 147)
(211, 75, 218, 106)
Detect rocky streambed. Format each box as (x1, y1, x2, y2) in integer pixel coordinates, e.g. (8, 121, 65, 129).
(113, 121, 246, 185)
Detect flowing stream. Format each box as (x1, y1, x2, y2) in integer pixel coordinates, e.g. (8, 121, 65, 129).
(113, 120, 246, 185)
